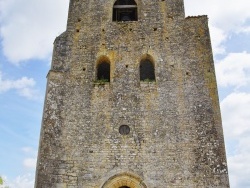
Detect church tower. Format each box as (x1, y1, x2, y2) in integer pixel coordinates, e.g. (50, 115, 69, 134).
(35, 0, 230, 187)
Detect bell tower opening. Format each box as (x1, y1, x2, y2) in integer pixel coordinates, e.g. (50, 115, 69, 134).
(113, 0, 138, 22)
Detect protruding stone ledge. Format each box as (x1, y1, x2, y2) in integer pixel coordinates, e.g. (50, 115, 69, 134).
(47, 70, 66, 81)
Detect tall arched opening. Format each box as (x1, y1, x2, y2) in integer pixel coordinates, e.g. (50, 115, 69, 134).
(140, 54, 156, 81)
(96, 56, 111, 82)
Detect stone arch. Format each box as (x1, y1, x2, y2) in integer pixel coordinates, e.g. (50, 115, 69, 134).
(96, 56, 111, 82)
(102, 172, 147, 188)
(139, 54, 156, 81)
(113, 0, 138, 22)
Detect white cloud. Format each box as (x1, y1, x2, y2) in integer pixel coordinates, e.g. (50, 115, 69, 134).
(185, 0, 250, 32)
(0, 0, 69, 64)
(228, 152, 250, 188)
(1, 174, 34, 188)
(185, 0, 250, 55)
(209, 26, 227, 55)
(23, 158, 37, 169)
(0, 76, 35, 92)
(221, 92, 250, 139)
(221, 92, 250, 187)
(0, 71, 40, 100)
(21, 147, 37, 169)
(21, 147, 33, 153)
(215, 52, 250, 88)
(18, 87, 39, 100)
(236, 26, 250, 34)
(1, 0, 249, 62)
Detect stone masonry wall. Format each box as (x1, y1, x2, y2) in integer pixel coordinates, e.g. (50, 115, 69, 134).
(35, 0, 230, 187)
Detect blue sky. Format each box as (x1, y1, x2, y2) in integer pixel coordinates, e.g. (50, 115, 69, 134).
(0, 0, 250, 187)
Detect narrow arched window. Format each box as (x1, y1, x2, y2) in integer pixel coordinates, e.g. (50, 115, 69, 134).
(97, 61, 110, 82)
(140, 59, 155, 81)
(113, 0, 138, 22)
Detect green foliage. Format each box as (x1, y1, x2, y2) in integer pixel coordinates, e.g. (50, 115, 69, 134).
(94, 78, 109, 85)
(0, 176, 9, 188)
(0, 176, 3, 185)
(142, 78, 155, 82)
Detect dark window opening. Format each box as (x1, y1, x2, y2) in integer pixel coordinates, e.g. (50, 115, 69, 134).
(97, 62, 110, 82)
(113, 0, 138, 22)
(140, 59, 155, 81)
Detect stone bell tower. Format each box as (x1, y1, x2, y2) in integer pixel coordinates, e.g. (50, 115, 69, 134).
(35, 0, 230, 187)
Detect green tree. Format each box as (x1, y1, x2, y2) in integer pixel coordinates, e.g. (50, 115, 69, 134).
(0, 176, 9, 188)
(0, 176, 3, 185)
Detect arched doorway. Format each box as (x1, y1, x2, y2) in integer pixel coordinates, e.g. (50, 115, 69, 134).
(102, 172, 147, 188)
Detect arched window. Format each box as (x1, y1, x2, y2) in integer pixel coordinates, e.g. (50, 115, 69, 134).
(140, 59, 155, 81)
(113, 0, 138, 22)
(97, 60, 110, 82)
